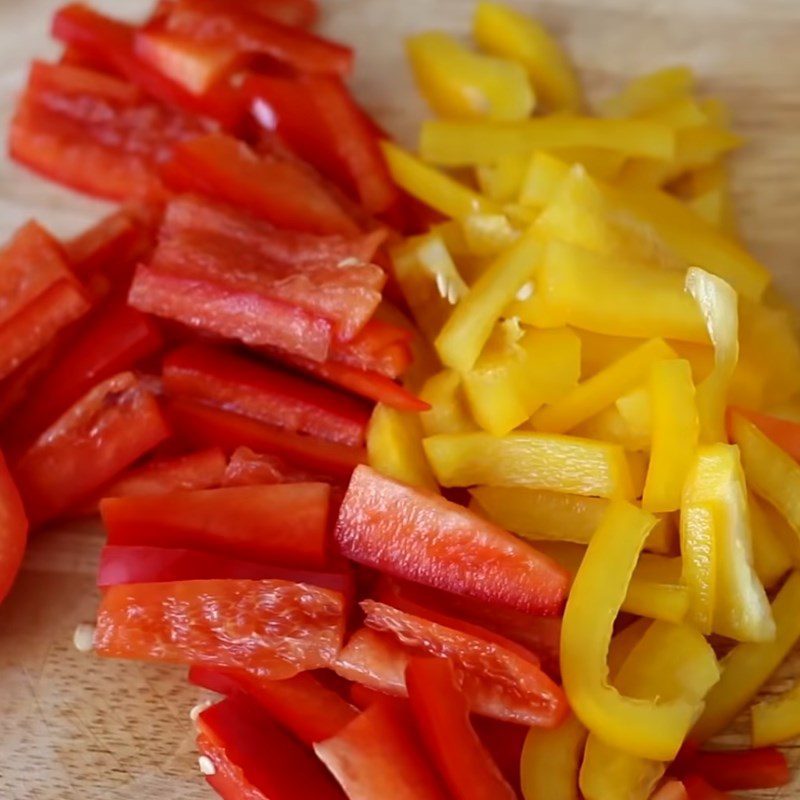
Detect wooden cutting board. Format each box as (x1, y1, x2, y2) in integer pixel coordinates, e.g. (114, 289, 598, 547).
(1, 1, 799, 797)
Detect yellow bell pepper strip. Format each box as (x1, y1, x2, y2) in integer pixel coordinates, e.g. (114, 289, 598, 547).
(679, 501, 716, 636)
(607, 184, 770, 300)
(501, 202, 538, 228)
(607, 619, 652, 678)
(599, 66, 695, 118)
(573, 406, 650, 453)
(520, 713, 587, 800)
(461, 213, 519, 257)
(580, 621, 719, 800)
(418, 370, 476, 437)
(685, 267, 739, 443)
(419, 117, 676, 167)
(528, 241, 708, 342)
(518, 151, 571, 209)
(391, 232, 466, 342)
(475, 154, 529, 202)
(644, 97, 709, 128)
(430, 220, 472, 257)
(539, 541, 689, 624)
(749, 494, 793, 590)
(469, 486, 676, 553)
(407, 31, 535, 122)
(731, 413, 800, 537)
(423, 431, 635, 499)
(473, 1, 582, 112)
(616, 387, 652, 450)
(642, 360, 699, 513)
(366, 404, 438, 491)
(435, 227, 542, 372)
(552, 148, 627, 181)
(532, 338, 677, 435)
(561, 501, 700, 761)
(752, 683, 800, 747)
(381, 141, 500, 219)
(689, 570, 800, 746)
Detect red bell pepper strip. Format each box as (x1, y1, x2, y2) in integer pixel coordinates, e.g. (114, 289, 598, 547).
(166, 398, 365, 480)
(96, 545, 354, 600)
(164, 134, 361, 236)
(12, 372, 170, 526)
(282, 355, 429, 412)
(196, 733, 269, 800)
(682, 747, 790, 791)
(330, 319, 414, 379)
(314, 699, 450, 800)
(682, 775, 732, 800)
(406, 657, 517, 800)
(0, 451, 28, 604)
(236, 0, 317, 28)
(189, 666, 357, 744)
(0, 346, 58, 427)
(128, 264, 334, 362)
(94, 578, 345, 677)
(198, 697, 347, 800)
(51, 5, 245, 128)
(349, 682, 388, 710)
(101, 483, 331, 568)
(728, 406, 800, 463)
(223, 447, 318, 486)
(7, 300, 163, 449)
(99, 448, 227, 500)
(161, 0, 351, 76)
(471, 717, 527, 794)
(163, 344, 369, 447)
(335, 465, 570, 615)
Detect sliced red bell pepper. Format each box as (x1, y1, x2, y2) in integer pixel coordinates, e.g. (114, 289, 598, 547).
(96, 544, 354, 600)
(163, 344, 369, 447)
(314, 699, 450, 800)
(349, 682, 388, 710)
(190, 666, 357, 744)
(330, 318, 414, 379)
(471, 717, 527, 794)
(164, 133, 360, 236)
(236, 0, 317, 28)
(282, 355, 429, 412)
(682, 775, 732, 800)
(682, 747, 790, 791)
(198, 697, 347, 800)
(95, 578, 345, 677)
(728, 406, 800, 463)
(0, 451, 28, 604)
(406, 657, 517, 800)
(6, 300, 163, 449)
(128, 264, 334, 362)
(99, 448, 227, 501)
(161, 0, 351, 76)
(51, 4, 246, 128)
(166, 398, 365, 480)
(335, 465, 570, 615)
(101, 483, 331, 568)
(0, 345, 59, 426)
(223, 447, 318, 486)
(12, 372, 171, 525)
(196, 733, 268, 800)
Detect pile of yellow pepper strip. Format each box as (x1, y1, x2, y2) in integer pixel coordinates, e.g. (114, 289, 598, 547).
(365, 3, 800, 798)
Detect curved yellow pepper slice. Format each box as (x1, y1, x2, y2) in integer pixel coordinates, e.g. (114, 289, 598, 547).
(561, 501, 699, 760)
(690, 570, 800, 745)
(408, 31, 535, 122)
(600, 66, 695, 118)
(473, 1, 582, 112)
(520, 714, 587, 800)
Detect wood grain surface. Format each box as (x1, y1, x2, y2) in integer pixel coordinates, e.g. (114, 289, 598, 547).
(1, 1, 799, 797)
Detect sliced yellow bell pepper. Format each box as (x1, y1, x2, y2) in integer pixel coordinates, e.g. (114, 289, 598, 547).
(419, 117, 675, 166)
(607, 619, 652, 678)
(600, 66, 695, 118)
(407, 31, 535, 121)
(677, 161, 739, 238)
(685, 267, 739, 443)
(541, 540, 689, 623)
(516, 326, 582, 413)
(752, 681, 800, 747)
(391, 231, 466, 341)
(750, 494, 793, 590)
(690, 570, 800, 746)
(679, 500, 716, 636)
(682, 443, 774, 642)
(381, 141, 500, 219)
(532, 338, 676, 435)
(461, 212, 520, 257)
(423, 431, 635, 498)
(561, 501, 699, 761)
(527, 241, 708, 342)
(615, 387, 652, 450)
(521, 714, 587, 800)
(473, 1, 582, 112)
(518, 150, 571, 209)
(573, 406, 650, 453)
(644, 97, 709, 128)
(430, 220, 472, 257)
(552, 148, 627, 181)
(435, 227, 542, 372)
(475, 154, 529, 202)
(580, 621, 719, 800)
(469, 485, 676, 553)
(642, 359, 699, 513)
(366, 404, 438, 491)
(732, 413, 800, 537)
(418, 370, 476, 437)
